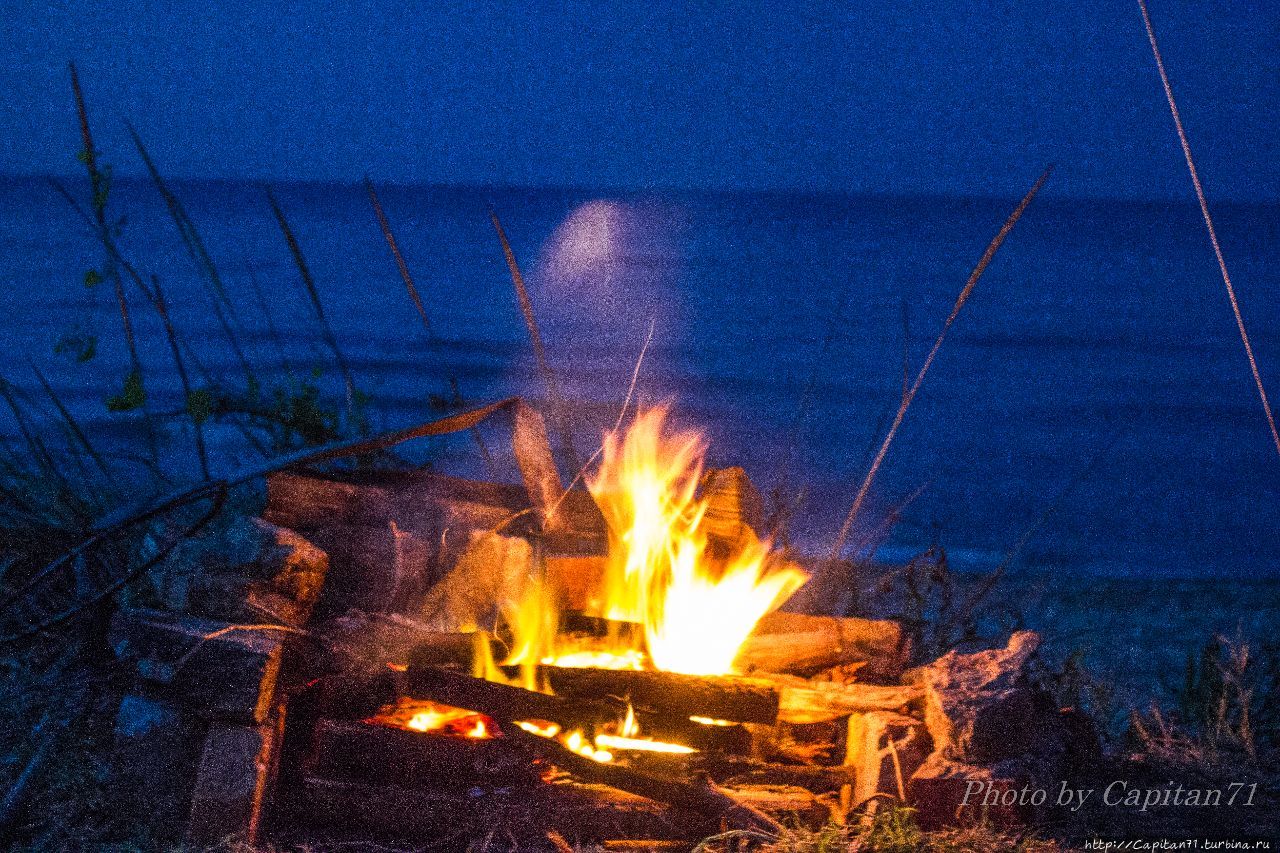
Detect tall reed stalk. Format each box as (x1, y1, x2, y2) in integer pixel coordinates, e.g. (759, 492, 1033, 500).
(489, 208, 581, 473)
(68, 63, 161, 467)
(830, 165, 1053, 564)
(1136, 0, 1280, 461)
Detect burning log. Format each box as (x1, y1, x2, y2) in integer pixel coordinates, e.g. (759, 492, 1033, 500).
(736, 611, 906, 680)
(544, 667, 780, 725)
(309, 718, 539, 788)
(403, 664, 628, 731)
(400, 664, 781, 834)
(689, 756, 858, 794)
(499, 723, 784, 836)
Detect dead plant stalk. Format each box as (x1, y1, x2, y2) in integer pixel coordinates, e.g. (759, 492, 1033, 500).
(830, 164, 1053, 563)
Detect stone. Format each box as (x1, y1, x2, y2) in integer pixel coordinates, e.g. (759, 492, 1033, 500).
(110, 692, 207, 841)
(111, 608, 284, 724)
(904, 630, 1049, 761)
(185, 715, 283, 846)
(904, 631, 1071, 827)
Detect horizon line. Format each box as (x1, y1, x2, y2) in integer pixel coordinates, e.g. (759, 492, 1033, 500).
(4, 168, 1277, 210)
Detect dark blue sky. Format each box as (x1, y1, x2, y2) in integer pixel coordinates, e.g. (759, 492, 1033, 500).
(2, 1, 1277, 200)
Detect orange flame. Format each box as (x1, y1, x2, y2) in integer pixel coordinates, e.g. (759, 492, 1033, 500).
(582, 406, 808, 675)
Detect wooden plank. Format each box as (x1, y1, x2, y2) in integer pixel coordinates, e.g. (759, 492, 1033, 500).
(755, 674, 923, 725)
(404, 664, 628, 731)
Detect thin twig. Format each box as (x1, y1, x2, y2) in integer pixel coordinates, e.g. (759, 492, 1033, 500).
(830, 164, 1053, 563)
(1136, 0, 1280, 461)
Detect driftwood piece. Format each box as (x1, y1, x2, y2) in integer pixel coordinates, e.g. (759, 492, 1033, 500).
(110, 609, 284, 724)
(545, 667, 780, 725)
(309, 718, 539, 788)
(755, 674, 923, 725)
(738, 611, 905, 680)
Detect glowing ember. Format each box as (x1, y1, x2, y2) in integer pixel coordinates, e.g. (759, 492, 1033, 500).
(373, 699, 495, 738)
(564, 729, 613, 763)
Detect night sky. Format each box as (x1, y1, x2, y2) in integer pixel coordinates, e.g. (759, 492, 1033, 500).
(1, 1, 1278, 201)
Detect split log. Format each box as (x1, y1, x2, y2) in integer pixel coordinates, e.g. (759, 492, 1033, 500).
(185, 711, 284, 846)
(110, 608, 284, 724)
(416, 530, 534, 631)
(404, 664, 628, 731)
(545, 667, 780, 725)
(700, 466, 764, 551)
(738, 611, 906, 680)
(305, 522, 433, 617)
(840, 711, 927, 813)
(309, 718, 539, 788)
(294, 776, 693, 843)
(318, 610, 477, 671)
(265, 469, 606, 560)
(756, 674, 923, 725)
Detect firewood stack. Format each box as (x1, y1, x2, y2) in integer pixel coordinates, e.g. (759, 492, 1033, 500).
(255, 462, 939, 847)
(98, 401, 1078, 848)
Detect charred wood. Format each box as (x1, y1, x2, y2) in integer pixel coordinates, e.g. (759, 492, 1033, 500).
(545, 667, 779, 725)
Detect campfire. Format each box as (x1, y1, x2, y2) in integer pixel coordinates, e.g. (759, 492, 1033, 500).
(108, 397, 1068, 847)
(267, 402, 930, 841)
(366, 405, 811, 769)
